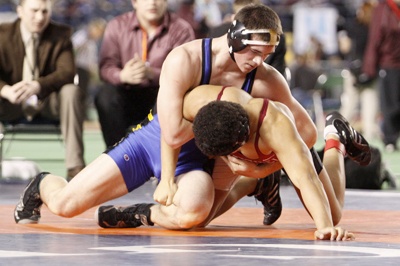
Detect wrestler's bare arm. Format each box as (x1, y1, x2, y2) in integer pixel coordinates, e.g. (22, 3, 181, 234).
(183, 85, 253, 120)
(156, 42, 203, 204)
(157, 42, 203, 148)
(222, 155, 283, 179)
(252, 65, 317, 148)
(153, 137, 180, 206)
(266, 107, 333, 231)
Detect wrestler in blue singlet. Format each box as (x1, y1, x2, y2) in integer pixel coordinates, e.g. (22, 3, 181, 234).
(107, 38, 257, 192)
(106, 114, 207, 192)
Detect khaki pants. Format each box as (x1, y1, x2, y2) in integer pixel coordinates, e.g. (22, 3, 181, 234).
(0, 83, 86, 169)
(340, 73, 380, 140)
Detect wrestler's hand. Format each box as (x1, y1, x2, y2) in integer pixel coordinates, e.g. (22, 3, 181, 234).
(223, 155, 272, 178)
(153, 178, 178, 206)
(314, 227, 355, 241)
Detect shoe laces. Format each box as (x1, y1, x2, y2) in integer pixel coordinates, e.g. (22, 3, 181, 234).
(115, 208, 137, 223)
(255, 176, 280, 208)
(24, 188, 42, 206)
(267, 182, 280, 207)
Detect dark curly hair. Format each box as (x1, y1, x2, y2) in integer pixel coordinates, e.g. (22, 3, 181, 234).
(193, 101, 250, 156)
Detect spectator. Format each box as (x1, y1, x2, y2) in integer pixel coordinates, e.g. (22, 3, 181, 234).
(195, 0, 222, 28)
(72, 17, 106, 119)
(289, 52, 323, 112)
(339, 0, 379, 141)
(207, 0, 287, 77)
(207, 0, 260, 38)
(362, 0, 400, 152)
(175, 0, 209, 38)
(96, 0, 195, 147)
(0, 0, 86, 180)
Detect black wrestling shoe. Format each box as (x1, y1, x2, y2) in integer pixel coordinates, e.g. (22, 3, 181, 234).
(96, 204, 154, 228)
(328, 112, 371, 166)
(254, 171, 282, 225)
(14, 172, 49, 224)
(325, 111, 341, 128)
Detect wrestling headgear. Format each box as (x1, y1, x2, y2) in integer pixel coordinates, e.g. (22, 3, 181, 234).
(227, 20, 280, 54)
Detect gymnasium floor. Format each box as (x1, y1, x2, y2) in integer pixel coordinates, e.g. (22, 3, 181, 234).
(1, 122, 400, 266)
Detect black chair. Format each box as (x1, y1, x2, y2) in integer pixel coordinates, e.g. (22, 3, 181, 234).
(0, 116, 63, 179)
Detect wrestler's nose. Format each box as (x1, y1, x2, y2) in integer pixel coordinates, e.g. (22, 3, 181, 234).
(253, 56, 263, 66)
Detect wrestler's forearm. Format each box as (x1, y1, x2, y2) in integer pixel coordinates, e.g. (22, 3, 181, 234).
(298, 176, 334, 230)
(160, 136, 181, 183)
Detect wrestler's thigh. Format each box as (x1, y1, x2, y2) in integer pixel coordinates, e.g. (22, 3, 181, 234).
(174, 170, 215, 213)
(60, 154, 128, 211)
(212, 157, 239, 191)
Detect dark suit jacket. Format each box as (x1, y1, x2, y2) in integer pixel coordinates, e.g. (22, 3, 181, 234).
(0, 19, 76, 100)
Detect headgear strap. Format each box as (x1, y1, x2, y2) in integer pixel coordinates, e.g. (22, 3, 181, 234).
(227, 20, 280, 56)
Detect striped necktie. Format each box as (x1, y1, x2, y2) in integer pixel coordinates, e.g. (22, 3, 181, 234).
(22, 34, 40, 120)
(23, 34, 39, 81)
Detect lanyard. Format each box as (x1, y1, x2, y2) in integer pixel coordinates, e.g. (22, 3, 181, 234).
(141, 30, 148, 62)
(387, 0, 400, 20)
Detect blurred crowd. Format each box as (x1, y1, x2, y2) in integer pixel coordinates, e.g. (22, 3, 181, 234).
(0, 0, 368, 55)
(1, 0, 399, 151)
(0, 0, 364, 33)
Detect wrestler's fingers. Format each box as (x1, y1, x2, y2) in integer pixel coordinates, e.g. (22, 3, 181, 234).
(153, 194, 167, 205)
(226, 155, 241, 164)
(335, 227, 345, 241)
(340, 230, 355, 241)
(345, 232, 355, 241)
(165, 196, 173, 206)
(314, 228, 337, 240)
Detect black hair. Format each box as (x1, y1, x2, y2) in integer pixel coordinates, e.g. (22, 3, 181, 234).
(193, 101, 250, 156)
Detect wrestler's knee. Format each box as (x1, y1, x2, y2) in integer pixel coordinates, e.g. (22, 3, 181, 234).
(46, 196, 81, 218)
(176, 207, 210, 229)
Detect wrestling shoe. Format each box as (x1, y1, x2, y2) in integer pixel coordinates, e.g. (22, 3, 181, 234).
(14, 172, 49, 224)
(96, 203, 154, 228)
(325, 111, 371, 166)
(254, 171, 282, 225)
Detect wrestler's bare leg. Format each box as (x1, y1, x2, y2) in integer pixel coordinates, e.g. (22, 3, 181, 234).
(211, 176, 257, 220)
(151, 157, 240, 229)
(200, 157, 241, 226)
(40, 154, 129, 217)
(149, 170, 215, 229)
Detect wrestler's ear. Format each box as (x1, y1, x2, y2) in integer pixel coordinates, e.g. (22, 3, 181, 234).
(227, 20, 248, 53)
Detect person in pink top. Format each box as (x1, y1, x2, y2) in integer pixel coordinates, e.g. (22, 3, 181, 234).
(96, 0, 195, 147)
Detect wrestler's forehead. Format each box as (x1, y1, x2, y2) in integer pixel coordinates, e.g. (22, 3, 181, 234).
(248, 44, 275, 53)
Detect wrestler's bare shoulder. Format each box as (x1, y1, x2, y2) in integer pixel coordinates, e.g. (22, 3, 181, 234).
(269, 100, 295, 121)
(251, 63, 290, 99)
(166, 39, 203, 65)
